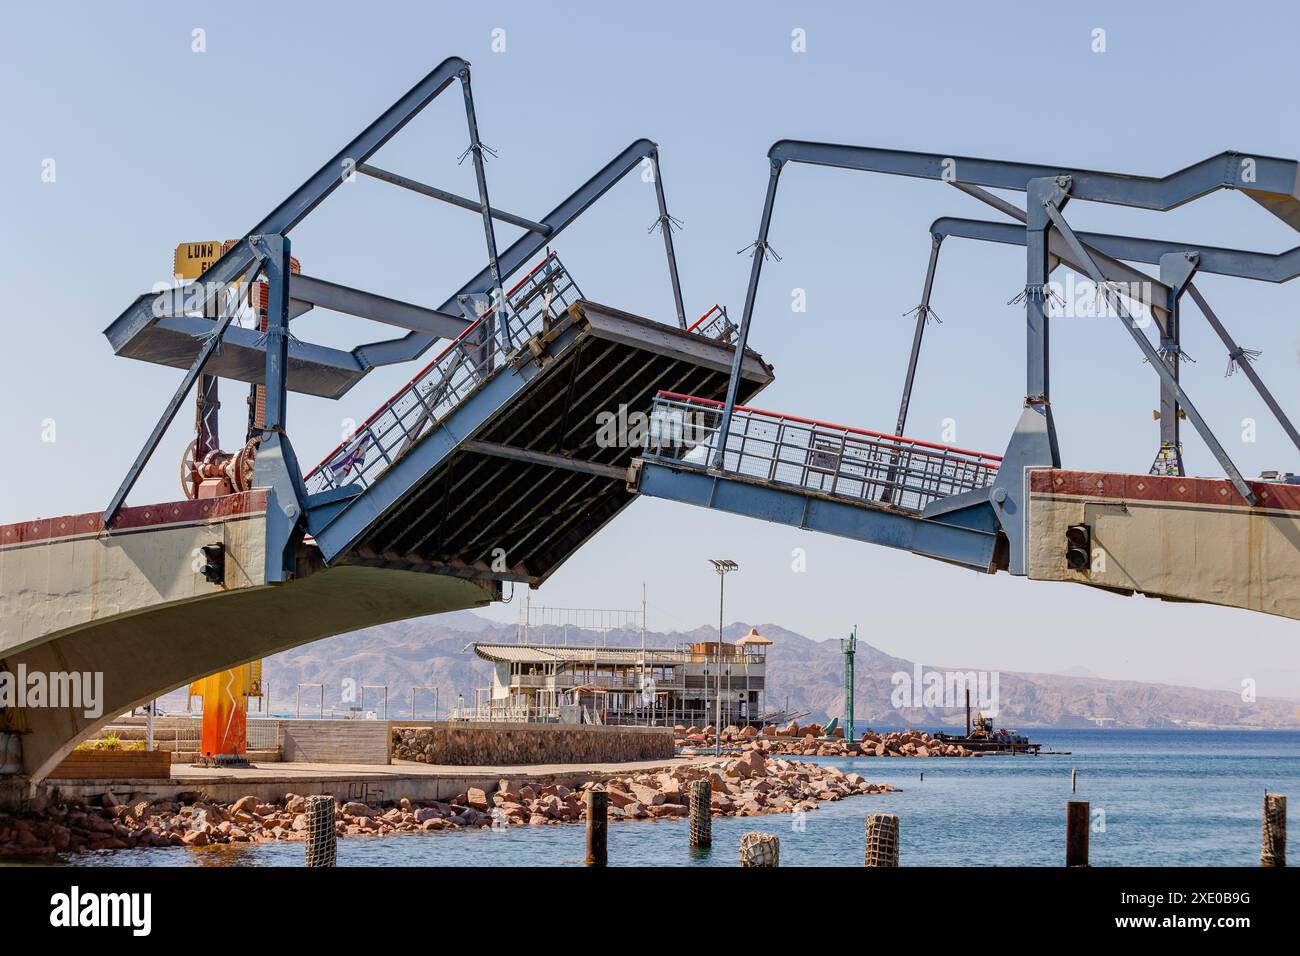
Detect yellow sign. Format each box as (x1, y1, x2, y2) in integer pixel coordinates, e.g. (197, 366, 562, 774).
(173, 241, 230, 280)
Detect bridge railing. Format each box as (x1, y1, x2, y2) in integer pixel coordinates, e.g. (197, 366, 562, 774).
(306, 253, 582, 494)
(686, 304, 736, 343)
(642, 392, 1001, 514)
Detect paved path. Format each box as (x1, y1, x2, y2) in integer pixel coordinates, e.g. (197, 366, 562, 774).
(167, 755, 695, 784)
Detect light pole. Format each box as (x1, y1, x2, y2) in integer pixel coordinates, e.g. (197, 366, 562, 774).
(841, 625, 857, 743)
(709, 559, 738, 756)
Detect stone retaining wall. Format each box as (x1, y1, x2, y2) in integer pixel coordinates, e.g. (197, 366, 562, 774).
(391, 722, 674, 766)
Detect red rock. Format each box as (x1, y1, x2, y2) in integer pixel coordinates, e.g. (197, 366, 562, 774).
(630, 783, 664, 806)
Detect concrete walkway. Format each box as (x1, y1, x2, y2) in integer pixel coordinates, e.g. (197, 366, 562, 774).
(41, 756, 702, 805)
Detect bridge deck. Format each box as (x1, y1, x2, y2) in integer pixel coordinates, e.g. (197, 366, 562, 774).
(307, 291, 774, 585)
(634, 392, 1006, 571)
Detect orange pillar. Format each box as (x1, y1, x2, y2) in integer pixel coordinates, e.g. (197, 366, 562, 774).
(195, 665, 250, 759)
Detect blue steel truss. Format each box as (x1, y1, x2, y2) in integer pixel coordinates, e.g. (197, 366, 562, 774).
(101, 58, 688, 587)
(685, 141, 1300, 576)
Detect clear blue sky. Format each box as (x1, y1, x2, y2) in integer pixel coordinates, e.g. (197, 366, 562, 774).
(2, 1, 1297, 696)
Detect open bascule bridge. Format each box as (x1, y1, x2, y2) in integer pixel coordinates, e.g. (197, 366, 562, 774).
(3, 57, 1298, 787)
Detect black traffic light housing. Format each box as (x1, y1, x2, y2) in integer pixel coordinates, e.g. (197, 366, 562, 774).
(1065, 523, 1091, 572)
(198, 542, 225, 585)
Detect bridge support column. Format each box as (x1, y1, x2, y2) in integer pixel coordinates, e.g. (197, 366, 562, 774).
(253, 234, 307, 583)
(995, 179, 1065, 575)
(1151, 252, 1199, 475)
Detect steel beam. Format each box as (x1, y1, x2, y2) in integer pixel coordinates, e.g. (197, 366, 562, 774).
(931, 216, 1170, 322)
(896, 233, 943, 436)
(356, 139, 665, 367)
(768, 141, 1300, 212)
(357, 163, 551, 234)
(289, 273, 468, 338)
(253, 235, 309, 583)
(930, 213, 1300, 288)
(713, 160, 783, 470)
(1154, 253, 1200, 473)
(649, 150, 688, 329)
(1185, 282, 1300, 456)
(458, 66, 512, 356)
(103, 264, 261, 526)
(462, 440, 629, 481)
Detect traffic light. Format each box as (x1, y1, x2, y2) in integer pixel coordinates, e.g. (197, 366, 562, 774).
(197, 542, 225, 584)
(1065, 523, 1091, 572)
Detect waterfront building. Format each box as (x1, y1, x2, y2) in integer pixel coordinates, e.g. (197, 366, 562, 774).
(467, 627, 772, 726)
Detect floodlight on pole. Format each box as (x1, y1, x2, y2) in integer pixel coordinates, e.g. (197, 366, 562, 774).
(709, 559, 739, 756)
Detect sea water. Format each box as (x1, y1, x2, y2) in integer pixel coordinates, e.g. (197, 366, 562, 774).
(61, 729, 1300, 867)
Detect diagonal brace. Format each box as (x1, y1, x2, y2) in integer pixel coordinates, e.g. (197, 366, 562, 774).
(103, 262, 263, 527)
(1185, 282, 1300, 457)
(1042, 203, 1257, 504)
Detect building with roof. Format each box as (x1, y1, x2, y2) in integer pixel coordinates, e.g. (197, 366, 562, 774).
(467, 627, 773, 726)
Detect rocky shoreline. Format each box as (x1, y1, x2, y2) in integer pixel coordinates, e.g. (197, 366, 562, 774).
(678, 723, 986, 758)
(0, 751, 893, 857)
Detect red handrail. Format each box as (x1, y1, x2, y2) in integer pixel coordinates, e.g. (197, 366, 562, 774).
(505, 250, 558, 298)
(309, 252, 562, 480)
(654, 390, 1003, 463)
(686, 304, 723, 334)
(308, 316, 485, 476)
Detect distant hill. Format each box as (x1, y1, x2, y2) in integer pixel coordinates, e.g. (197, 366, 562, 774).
(160, 614, 1300, 730)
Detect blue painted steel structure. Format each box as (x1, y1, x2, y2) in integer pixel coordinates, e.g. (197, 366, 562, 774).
(98, 70, 1300, 592)
(100, 59, 696, 588)
(652, 142, 1300, 577)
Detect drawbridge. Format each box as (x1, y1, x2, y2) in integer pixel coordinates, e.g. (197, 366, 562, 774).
(3, 58, 1299, 784)
(0, 58, 770, 782)
(631, 141, 1300, 622)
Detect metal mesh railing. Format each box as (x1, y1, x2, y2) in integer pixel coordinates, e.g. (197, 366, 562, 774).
(642, 392, 1001, 514)
(306, 253, 583, 494)
(155, 716, 281, 752)
(686, 304, 736, 343)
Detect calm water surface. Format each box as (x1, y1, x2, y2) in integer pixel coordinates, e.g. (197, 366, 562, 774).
(58, 729, 1300, 867)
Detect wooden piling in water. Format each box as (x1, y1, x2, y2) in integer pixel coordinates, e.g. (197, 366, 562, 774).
(864, 812, 900, 867)
(1066, 800, 1089, 867)
(304, 794, 336, 867)
(739, 832, 780, 867)
(1071, 768, 1077, 793)
(1261, 792, 1286, 867)
(688, 778, 712, 848)
(585, 790, 608, 866)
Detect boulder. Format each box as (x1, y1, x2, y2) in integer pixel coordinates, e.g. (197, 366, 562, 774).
(630, 783, 664, 807)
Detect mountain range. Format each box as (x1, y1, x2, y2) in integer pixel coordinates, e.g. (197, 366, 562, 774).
(160, 612, 1300, 730)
